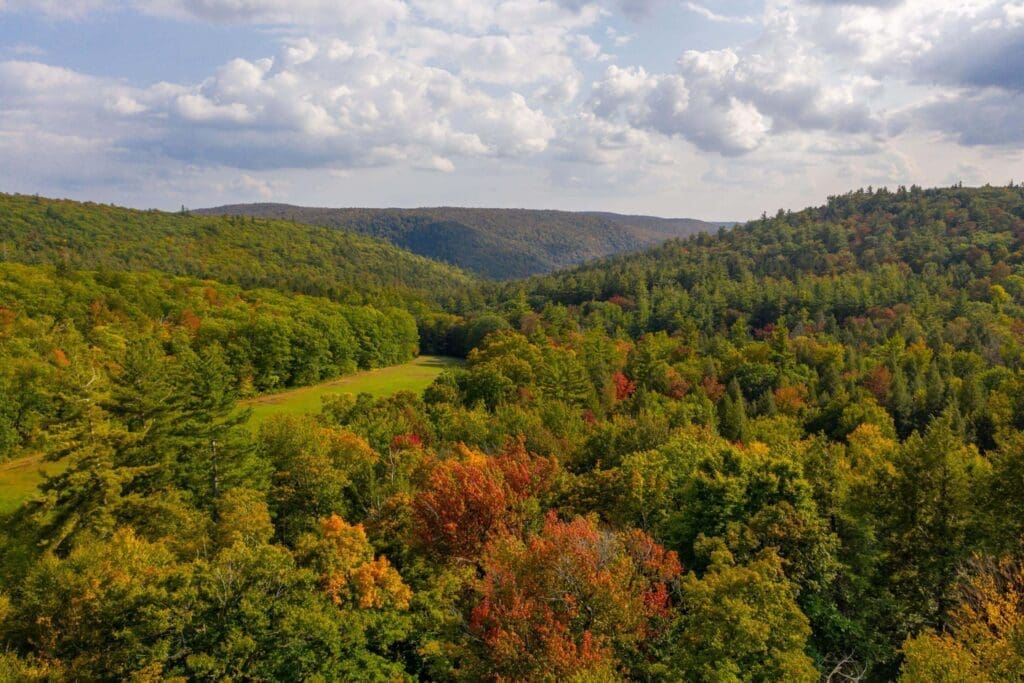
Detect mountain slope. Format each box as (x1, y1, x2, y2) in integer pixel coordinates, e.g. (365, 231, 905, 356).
(195, 203, 731, 279)
(508, 184, 1024, 315)
(0, 194, 474, 307)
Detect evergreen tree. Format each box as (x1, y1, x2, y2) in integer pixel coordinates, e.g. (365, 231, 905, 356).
(32, 399, 141, 553)
(172, 342, 263, 508)
(718, 378, 749, 442)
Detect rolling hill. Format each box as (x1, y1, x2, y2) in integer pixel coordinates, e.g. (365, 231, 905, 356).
(195, 203, 732, 279)
(0, 193, 475, 308)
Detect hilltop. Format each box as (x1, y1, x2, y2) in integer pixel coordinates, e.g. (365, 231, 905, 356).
(0, 193, 475, 308)
(196, 203, 731, 279)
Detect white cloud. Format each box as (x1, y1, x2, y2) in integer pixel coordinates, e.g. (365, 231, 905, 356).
(588, 35, 880, 156)
(684, 2, 756, 23)
(140, 0, 410, 31)
(0, 31, 558, 174)
(5, 43, 46, 57)
(1, 0, 1023, 219)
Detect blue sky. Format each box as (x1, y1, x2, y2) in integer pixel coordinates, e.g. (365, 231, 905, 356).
(0, 0, 1021, 220)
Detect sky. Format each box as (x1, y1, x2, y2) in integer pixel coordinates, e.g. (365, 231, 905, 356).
(0, 0, 1022, 220)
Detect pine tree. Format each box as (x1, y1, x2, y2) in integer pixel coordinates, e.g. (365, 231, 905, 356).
(889, 367, 913, 437)
(33, 399, 142, 554)
(172, 342, 263, 508)
(103, 337, 182, 495)
(718, 378, 748, 442)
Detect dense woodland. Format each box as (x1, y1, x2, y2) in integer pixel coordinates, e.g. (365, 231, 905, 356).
(1, 185, 1024, 680)
(197, 204, 722, 279)
(0, 194, 474, 309)
(0, 263, 418, 460)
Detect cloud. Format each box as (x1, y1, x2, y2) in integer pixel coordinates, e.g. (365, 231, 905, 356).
(803, 0, 903, 6)
(796, 0, 1024, 90)
(140, 0, 410, 31)
(912, 89, 1024, 146)
(0, 32, 560, 174)
(781, 0, 1024, 145)
(2, 0, 1024, 219)
(221, 173, 283, 199)
(0, 0, 111, 18)
(585, 0, 1023, 159)
(614, 0, 663, 19)
(5, 43, 46, 57)
(588, 37, 881, 156)
(684, 2, 755, 24)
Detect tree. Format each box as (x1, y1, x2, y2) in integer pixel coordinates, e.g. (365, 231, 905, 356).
(718, 378, 749, 442)
(466, 512, 681, 680)
(171, 341, 262, 508)
(537, 346, 593, 406)
(214, 487, 275, 548)
(296, 514, 411, 611)
(412, 439, 557, 562)
(900, 553, 1024, 682)
(870, 417, 988, 645)
(103, 337, 181, 496)
(671, 545, 818, 682)
(0, 528, 185, 679)
(31, 399, 141, 553)
(983, 430, 1024, 552)
(263, 416, 379, 543)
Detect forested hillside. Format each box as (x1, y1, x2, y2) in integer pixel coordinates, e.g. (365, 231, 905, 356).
(0, 193, 475, 308)
(0, 263, 418, 461)
(197, 203, 726, 279)
(2, 185, 1024, 681)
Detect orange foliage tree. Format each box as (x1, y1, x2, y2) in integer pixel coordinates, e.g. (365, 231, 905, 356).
(298, 514, 411, 611)
(467, 512, 681, 680)
(412, 438, 557, 562)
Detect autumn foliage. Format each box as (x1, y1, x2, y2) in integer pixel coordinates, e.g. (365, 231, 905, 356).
(467, 512, 681, 680)
(612, 371, 637, 401)
(901, 553, 1024, 681)
(303, 514, 412, 611)
(412, 438, 558, 561)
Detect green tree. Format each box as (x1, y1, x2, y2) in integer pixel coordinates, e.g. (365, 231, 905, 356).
(718, 378, 749, 442)
(671, 545, 818, 682)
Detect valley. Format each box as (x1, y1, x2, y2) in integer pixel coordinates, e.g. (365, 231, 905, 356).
(197, 203, 731, 279)
(1, 185, 1023, 681)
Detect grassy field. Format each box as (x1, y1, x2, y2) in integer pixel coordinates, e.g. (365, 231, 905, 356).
(0, 453, 62, 515)
(0, 355, 461, 514)
(242, 355, 462, 426)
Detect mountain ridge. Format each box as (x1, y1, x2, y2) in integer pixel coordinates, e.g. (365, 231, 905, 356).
(195, 203, 733, 279)
(0, 193, 475, 308)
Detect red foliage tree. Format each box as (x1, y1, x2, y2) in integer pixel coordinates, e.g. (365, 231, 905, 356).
(467, 512, 681, 680)
(700, 375, 726, 403)
(864, 365, 892, 403)
(390, 432, 423, 451)
(179, 308, 202, 335)
(665, 368, 691, 399)
(607, 294, 635, 310)
(612, 371, 636, 402)
(412, 438, 557, 562)
(0, 306, 13, 336)
(773, 384, 808, 414)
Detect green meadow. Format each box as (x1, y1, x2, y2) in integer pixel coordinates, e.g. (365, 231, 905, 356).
(241, 355, 461, 425)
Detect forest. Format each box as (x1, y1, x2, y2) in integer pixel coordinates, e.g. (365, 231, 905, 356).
(1, 184, 1023, 681)
(196, 204, 723, 280)
(0, 193, 474, 309)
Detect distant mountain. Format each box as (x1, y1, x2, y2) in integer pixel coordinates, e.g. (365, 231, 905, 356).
(195, 204, 733, 279)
